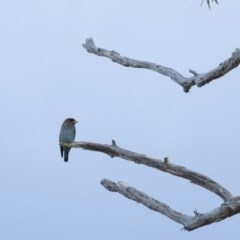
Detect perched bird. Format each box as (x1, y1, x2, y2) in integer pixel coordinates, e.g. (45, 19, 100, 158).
(59, 118, 78, 162)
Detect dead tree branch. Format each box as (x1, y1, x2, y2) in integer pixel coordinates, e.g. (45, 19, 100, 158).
(101, 179, 240, 231)
(82, 38, 240, 92)
(101, 178, 192, 227)
(70, 141, 232, 201)
(62, 141, 240, 230)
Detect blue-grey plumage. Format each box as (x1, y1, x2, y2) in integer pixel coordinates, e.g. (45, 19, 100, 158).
(59, 118, 78, 162)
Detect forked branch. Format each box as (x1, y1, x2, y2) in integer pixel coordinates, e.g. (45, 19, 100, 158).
(101, 179, 240, 231)
(63, 141, 240, 230)
(82, 38, 240, 92)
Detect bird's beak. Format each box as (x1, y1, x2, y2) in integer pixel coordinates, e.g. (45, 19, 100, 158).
(73, 120, 78, 124)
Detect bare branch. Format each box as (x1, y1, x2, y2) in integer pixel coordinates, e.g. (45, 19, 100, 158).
(63, 141, 239, 229)
(82, 38, 240, 92)
(101, 178, 240, 231)
(69, 141, 233, 201)
(185, 196, 240, 230)
(101, 178, 192, 226)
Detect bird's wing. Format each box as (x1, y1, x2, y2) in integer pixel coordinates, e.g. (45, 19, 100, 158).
(73, 126, 76, 139)
(60, 146, 64, 157)
(59, 127, 63, 157)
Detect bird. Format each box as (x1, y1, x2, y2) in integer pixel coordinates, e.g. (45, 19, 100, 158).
(59, 118, 78, 162)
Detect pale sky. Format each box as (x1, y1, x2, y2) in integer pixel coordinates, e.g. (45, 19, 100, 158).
(1, 1, 240, 239)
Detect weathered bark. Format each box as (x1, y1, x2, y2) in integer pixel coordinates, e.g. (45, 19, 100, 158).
(82, 38, 240, 92)
(78, 37, 240, 230)
(101, 179, 240, 231)
(61, 141, 240, 230)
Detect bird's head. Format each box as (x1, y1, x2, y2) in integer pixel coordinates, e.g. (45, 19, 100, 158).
(66, 118, 78, 125)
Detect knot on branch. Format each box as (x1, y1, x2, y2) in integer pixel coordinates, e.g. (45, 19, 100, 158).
(110, 50, 120, 61)
(111, 139, 118, 147)
(107, 139, 118, 158)
(163, 157, 170, 167)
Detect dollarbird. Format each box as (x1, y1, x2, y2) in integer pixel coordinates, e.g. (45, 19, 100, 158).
(59, 118, 78, 162)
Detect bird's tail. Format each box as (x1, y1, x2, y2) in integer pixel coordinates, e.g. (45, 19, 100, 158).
(64, 147, 71, 162)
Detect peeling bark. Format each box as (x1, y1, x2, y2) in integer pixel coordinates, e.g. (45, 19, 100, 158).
(82, 38, 240, 92)
(60, 141, 240, 230)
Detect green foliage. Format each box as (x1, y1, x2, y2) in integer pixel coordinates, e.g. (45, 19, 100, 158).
(201, 0, 219, 8)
